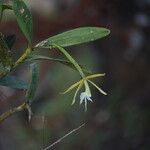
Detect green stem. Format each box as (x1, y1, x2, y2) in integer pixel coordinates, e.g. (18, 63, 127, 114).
(0, 102, 27, 123)
(53, 44, 91, 96)
(13, 46, 32, 68)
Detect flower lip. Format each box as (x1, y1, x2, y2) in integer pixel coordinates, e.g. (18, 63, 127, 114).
(80, 91, 93, 111)
(80, 92, 93, 104)
(61, 73, 107, 111)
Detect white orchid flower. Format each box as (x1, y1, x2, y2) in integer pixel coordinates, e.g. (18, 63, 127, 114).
(61, 73, 107, 111)
(80, 92, 93, 111)
(53, 45, 107, 111)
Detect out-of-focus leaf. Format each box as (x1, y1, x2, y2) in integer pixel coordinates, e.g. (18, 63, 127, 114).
(26, 63, 39, 104)
(0, 4, 12, 10)
(26, 54, 91, 74)
(0, 63, 5, 74)
(0, 3, 12, 21)
(0, 4, 2, 21)
(0, 75, 28, 90)
(12, 0, 33, 44)
(0, 33, 13, 70)
(35, 27, 110, 48)
(4, 34, 16, 49)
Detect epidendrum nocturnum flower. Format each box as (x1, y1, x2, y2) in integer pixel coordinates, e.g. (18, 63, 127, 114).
(51, 44, 107, 111)
(62, 73, 107, 111)
(52, 44, 107, 111)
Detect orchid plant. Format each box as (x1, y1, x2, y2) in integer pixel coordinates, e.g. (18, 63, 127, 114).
(0, 0, 110, 122)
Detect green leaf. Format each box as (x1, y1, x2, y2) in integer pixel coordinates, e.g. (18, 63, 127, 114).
(4, 34, 16, 49)
(35, 27, 110, 48)
(12, 0, 33, 44)
(0, 63, 5, 75)
(0, 4, 2, 21)
(26, 54, 91, 74)
(0, 75, 28, 90)
(0, 4, 12, 10)
(26, 63, 39, 104)
(0, 33, 13, 70)
(0, 4, 12, 21)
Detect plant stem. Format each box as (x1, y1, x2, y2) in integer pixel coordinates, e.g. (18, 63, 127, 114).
(13, 46, 33, 68)
(0, 102, 27, 123)
(44, 123, 85, 150)
(53, 44, 91, 96)
(0, 46, 33, 123)
(0, 46, 33, 78)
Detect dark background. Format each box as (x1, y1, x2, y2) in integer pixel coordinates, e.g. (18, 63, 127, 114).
(0, 0, 150, 149)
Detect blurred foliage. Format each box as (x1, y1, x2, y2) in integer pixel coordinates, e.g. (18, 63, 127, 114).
(0, 0, 150, 150)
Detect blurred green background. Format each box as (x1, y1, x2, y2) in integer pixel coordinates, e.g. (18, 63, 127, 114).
(0, 0, 150, 149)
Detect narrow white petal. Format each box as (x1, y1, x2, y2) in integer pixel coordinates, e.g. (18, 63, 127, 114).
(88, 80, 107, 95)
(84, 99, 87, 112)
(80, 98, 84, 104)
(87, 96, 93, 102)
(84, 80, 91, 97)
(80, 92, 86, 101)
(86, 73, 106, 80)
(61, 80, 81, 94)
(72, 81, 83, 105)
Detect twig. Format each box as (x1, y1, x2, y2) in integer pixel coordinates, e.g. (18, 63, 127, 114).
(0, 102, 27, 122)
(43, 123, 85, 150)
(0, 46, 33, 123)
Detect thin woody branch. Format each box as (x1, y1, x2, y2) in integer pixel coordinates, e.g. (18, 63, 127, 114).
(0, 102, 27, 123)
(0, 46, 33, 123)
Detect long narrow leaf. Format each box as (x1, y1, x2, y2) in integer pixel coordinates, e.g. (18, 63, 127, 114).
(12, 0, 33, 44)
(0, 75, 28, 90)
(26, 63, 39, 104)
(35, 27, 110, 48)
